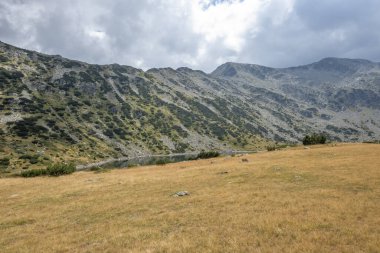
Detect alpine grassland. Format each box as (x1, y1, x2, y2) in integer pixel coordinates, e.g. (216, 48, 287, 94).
(0, 143, 379, 252)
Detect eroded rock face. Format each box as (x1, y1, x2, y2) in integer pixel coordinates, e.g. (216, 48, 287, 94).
(0, 113, 22, 124)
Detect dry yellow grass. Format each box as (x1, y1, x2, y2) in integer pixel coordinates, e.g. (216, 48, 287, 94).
(0, 143, 379, 252)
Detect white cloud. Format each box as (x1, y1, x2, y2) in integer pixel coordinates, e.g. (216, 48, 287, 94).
(86, 30, 106, 40)
(191, 0, 262, 52)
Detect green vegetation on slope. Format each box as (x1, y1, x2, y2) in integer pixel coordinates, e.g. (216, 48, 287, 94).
(0, 42, 269, 174)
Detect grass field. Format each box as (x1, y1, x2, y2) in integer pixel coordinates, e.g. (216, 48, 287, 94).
(0, 143, 379, 252)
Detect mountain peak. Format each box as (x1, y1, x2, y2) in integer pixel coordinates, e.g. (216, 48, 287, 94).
(211, 57, 379, 79)
(310, 57, 374, 73)
(317, 57, 373, 65)
(211, 62, 239, 77)
(211, 62, 275, 79)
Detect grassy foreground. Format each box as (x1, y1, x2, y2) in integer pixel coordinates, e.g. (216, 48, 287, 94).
(0, 144, 379, 252)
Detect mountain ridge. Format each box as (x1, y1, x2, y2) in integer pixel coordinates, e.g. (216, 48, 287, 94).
(4, 41, 379, 73)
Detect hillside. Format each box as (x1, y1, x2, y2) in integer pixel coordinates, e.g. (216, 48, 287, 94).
(1, 41, 380, 172)
(0, 144, 379, 252)
(210, 58, 380, 140)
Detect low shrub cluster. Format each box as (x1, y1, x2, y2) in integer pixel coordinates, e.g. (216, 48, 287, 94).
(21, 169, 47, 177)
(20, 163, 76, 177)
(195, 151, 220, 160)
(46, 163, 76, 176)
(266, 145, 276, 151)
(0, 157, 10, 167)
(19, 154, 40, 164)
(303, 133, 327, 145)
(155, 159, 170, 165)
(146, 158, 171, 166)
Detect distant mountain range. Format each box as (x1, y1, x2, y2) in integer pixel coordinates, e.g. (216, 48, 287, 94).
(0, 41, 379, 171)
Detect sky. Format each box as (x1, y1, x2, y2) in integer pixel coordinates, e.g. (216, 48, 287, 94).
(1, 0, 380, 72)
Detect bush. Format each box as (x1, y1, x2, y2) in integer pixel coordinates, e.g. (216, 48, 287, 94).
(8, 118, 47, 138)
(89, 166, 102, 171)
(303, 133, 327, 145)
(266, 145, 276, 151)
(0, 157, 10, 168)
(19, 154, 40, 164)
(196, 151, 220, 160)
(21, 169, 47, 177)
(155, 159, 169, 165)
(46, 163, 76, 176)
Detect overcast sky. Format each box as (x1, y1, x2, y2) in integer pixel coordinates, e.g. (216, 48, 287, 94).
(1, 0, 380, 72)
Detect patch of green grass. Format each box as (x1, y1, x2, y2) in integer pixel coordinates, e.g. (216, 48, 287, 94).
(20, 169, 47, 177)
(46, 163, 76, 176)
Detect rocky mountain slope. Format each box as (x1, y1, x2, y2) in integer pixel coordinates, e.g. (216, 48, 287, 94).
(210, 58, 380, 140)
(0, 41, 379, 171)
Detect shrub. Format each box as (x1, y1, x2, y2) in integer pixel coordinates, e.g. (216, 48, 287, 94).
(266, 145, 276, 151)
(8, 118, 47, 138)
(303, 133, 327, 145)
(21, 169, 47, 177)
(29, 157, 39, 164)
(90, 166, 101, 171)
(0, 157, 10, 168)
(46, 163, 76, 176)
(155, 159, 171, 165)
(196, 151, 220, 160)
(19, 154, 40, 164)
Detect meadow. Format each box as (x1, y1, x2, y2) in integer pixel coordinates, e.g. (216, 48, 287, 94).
(0, 143, 379, 252)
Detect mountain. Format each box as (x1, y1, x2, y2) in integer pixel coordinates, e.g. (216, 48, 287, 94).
(0, 41, 379, 172)
(210, 59, 380, 138)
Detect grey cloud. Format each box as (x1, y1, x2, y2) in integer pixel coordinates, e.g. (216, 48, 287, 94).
(0, 0, 204, 69)
(240, 0, 380, 68)
(0, 0, 380, 72)
(294, 0, 379, 31)
(98, 0, 202, 67)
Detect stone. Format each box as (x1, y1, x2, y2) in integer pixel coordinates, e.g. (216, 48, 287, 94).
(173, 191, 189, 197)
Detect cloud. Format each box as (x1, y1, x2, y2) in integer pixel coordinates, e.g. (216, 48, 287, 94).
(0, 0, 380, 72)
(240, 0, 380, 67)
